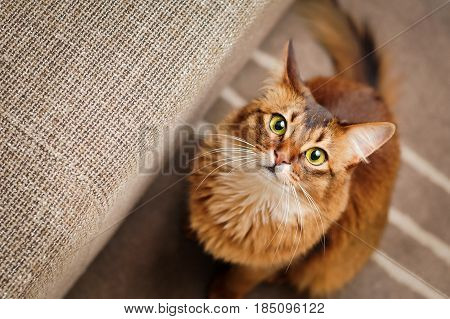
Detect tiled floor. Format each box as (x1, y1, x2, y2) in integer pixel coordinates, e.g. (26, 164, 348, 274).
(67, 0, 450, 298)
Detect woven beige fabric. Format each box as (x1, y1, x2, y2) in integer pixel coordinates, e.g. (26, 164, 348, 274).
(0, 0, 290, 298)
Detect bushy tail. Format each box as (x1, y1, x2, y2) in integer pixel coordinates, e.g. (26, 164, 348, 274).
(299, 0, 396, 105)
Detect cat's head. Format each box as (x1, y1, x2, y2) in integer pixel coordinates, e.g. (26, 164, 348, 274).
(224, 41, 395, 201)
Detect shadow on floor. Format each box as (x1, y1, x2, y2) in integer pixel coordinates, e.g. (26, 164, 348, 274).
(66, 158, 301, 299)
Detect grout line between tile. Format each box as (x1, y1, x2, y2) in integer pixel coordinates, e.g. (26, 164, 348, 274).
(390, 207, 450, 265)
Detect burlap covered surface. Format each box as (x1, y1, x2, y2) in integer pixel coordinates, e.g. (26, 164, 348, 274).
(0, 0, 291, 298)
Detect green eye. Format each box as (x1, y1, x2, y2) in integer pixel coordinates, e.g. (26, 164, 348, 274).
(269, 114, 287, 135)
(305, 148, 327, 166)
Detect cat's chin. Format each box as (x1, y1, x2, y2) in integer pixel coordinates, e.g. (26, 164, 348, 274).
(263, 165, 277, 179)
(265, 165, 276, 174)
(260, 168, 289, 186)
(262, 166, 278, 180)
(262, 163, 292, 183)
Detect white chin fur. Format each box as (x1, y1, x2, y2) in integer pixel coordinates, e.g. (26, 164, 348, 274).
(217, 165, 311, 223)
(274, 163, 292, 181)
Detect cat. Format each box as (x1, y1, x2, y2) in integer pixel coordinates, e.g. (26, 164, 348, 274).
(188, 0, 400, 298)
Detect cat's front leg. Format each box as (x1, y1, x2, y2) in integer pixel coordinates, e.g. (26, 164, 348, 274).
(286, 204, 388, 297)
(209, 264, 278, 298)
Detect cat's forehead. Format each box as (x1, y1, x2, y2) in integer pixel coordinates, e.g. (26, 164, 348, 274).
(276, 98, 333, 129)
(261, 86, 333, 127)
(302, 103, 333, 129)
(283, 99, 335, 146)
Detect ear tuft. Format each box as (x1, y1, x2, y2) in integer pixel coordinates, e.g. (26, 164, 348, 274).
(282, 40, 305, 94)
(344, 122, 396, 164)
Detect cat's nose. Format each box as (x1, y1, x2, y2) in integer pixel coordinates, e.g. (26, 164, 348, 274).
(274, 150, 291, 165)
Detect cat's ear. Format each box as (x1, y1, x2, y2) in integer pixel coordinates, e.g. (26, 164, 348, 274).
(343, 122, 396, 164)
(281, 40, 305, 94)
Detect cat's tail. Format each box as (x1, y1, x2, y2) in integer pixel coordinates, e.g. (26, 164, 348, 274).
(299, 0, 396, 105)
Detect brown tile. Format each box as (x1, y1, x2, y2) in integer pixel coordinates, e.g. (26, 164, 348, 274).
(337, 260, 423, 298)
(379, 224, 450, 295)
(204, 98, 234, 124)
(392, 163, 450, 243)
(259, 1, 334, 79)
(230, 60, 270, 102)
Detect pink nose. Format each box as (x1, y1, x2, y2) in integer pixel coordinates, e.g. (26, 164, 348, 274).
(274, 150, 291, 165)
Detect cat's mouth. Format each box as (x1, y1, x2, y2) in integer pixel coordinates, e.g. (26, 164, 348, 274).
(264, 163, 292, 182)
(265, 165, 276, 174)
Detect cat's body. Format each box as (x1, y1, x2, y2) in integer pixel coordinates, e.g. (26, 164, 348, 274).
(189, 1, 399, 298)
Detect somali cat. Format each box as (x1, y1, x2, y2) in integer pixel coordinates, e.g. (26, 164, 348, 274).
(189, 1, 399, 298)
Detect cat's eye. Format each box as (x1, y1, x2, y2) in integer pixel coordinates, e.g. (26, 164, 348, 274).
(269, 114, 287, 135)
(305, 147, 327, 166)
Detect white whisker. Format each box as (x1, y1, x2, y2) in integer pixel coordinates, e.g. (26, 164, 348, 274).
(189, 147, 256, 162)
(275, 180, 291, 259)
(192, 154, 257, 174)
(286, 184, 304, 270)
(195, 156, 258, 190)
(200, 133, 256, 148)
(267, 180, 287, 252)
(226, 158, 259, 175)
(298, 183, 326, 253)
